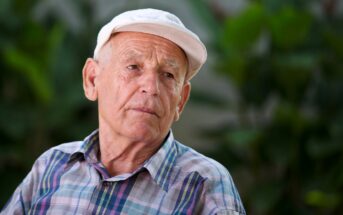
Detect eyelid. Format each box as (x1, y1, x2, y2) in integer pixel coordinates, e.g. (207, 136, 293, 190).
(127, 64, 139, 70)
(162, 71, 175, 79)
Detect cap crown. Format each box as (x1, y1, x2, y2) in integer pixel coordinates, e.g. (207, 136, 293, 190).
(94, 8, 207, 80)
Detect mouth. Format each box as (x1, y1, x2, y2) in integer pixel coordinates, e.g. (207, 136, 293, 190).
(130, 107, 159, 118)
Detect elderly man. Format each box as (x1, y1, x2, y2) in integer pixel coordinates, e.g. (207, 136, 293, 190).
(2, 9, 245, 215)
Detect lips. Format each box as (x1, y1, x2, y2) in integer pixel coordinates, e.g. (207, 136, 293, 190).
(130, 107, 159, 117)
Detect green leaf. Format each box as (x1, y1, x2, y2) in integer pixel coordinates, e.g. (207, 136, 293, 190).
(269, 6, 312, 49)
(3, 47, 52, 104)
(305, 190, 340, 208)
(222, 3, 266, 51)
(225, 129, 260, 148)
(219, 53, 247, 86)
(323, 27, 343, 59)
(251, 181, 283, 214)
(188, 0, 222, 38)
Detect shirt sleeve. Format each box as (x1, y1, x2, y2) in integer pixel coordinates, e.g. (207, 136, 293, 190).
(198, 165, 246, 215)
(1, 153, 48, 214)
(1, 172, 34, 214)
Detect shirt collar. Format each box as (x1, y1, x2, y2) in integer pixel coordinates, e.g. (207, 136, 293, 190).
(69, 129, 179, 191)
(68, 129, 100, 163)
(143, 131, 179, 192)
(80, 129, 100, 163)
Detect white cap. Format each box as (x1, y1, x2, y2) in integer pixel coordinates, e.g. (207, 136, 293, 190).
(94, 8, 207, 80)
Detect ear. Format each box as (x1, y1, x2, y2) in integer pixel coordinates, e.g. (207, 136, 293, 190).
(82, 58, 99, 101)
(174, 82, 191, 121)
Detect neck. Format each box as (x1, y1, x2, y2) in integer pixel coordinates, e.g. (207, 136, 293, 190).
(98, 123, 165, 177)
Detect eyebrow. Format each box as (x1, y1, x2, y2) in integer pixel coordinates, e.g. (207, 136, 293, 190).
(163, 59, 180, 69)
(120, 50, 143, 61)
(121, 50, 182, 69)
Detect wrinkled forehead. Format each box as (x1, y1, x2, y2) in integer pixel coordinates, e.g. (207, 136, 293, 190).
(122, 49, 185, 69)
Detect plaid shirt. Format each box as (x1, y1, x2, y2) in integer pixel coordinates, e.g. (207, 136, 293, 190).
(2, 130, 245, 215)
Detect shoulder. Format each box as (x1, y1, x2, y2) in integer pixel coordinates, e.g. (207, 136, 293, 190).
(49, 141, 84, 155)
(10, 141, 85, 208)
(174, 140, 231, 180)
(174, 140, 238, 196)
(34, 141, 83, 165)
(22, 141, 84, 189)
(174, 140, 246, 214)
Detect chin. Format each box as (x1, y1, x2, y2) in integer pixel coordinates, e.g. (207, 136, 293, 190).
(124, 123, 161, 143)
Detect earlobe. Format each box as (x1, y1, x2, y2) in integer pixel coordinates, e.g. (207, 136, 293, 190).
(174, 107, 180, 122)
(82, 58, 99, 101)
(174, 83, 191, 122)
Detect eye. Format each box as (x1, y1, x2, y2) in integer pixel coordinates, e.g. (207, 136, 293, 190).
(163, 72, 175, 79)
(127, 65, 139, 71)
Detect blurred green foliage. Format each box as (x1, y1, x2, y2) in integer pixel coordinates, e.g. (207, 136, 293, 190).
(0, 0, 98, 205)
(191, 0, 343, 214)
(1, 0, 342, 214)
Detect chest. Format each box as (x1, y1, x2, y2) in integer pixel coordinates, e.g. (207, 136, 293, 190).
(29, 166, 204, 215)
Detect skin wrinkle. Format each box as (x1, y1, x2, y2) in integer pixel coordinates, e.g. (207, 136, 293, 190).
(96, 33, 190, 83)
(82, 32, 191, 176)
(117, 41, 185, 84)
(121, 51, 182, 77)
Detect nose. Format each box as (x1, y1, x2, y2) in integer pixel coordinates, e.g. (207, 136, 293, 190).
(140, 72, 160, 96)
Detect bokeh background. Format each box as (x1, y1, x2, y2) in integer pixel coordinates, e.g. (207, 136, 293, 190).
(1, 0, 343, 214)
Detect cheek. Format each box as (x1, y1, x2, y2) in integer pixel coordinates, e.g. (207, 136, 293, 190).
(100, 78, 141, 118)
(97, 75, 122, 108)
(98, 71, 126, 97)
(162, 87, 181, 114)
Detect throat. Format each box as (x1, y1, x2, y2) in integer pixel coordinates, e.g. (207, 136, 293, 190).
(102, 160, 143, 177)
(99, 140, 161, 177)
(97, 122, 166, 177)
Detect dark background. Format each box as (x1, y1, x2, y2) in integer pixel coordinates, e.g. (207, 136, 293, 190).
(1, 0, 342, 214)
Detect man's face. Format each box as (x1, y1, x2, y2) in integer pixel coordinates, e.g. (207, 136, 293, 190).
(83, 32, 190, 144)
